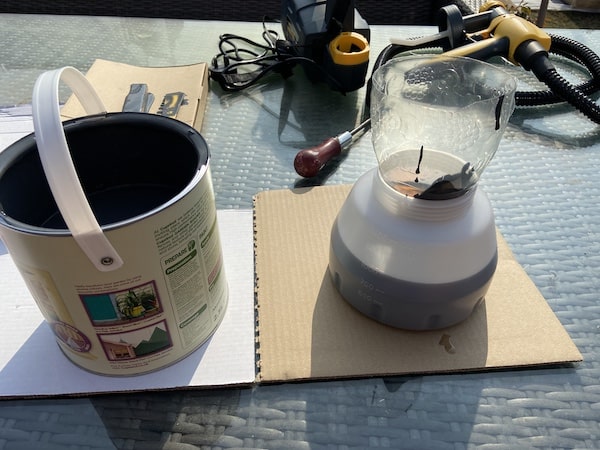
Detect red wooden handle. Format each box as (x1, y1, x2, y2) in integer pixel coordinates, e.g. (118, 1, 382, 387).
(293, 137, 342, 178)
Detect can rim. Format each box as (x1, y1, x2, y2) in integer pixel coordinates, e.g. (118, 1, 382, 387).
(0, 112, 210, 237)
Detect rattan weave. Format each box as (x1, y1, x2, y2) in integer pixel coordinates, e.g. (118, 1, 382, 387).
(0, 0, 478, 24)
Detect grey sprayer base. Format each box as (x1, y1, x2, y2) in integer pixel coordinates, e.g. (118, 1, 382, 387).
(329, 225, 498, 331)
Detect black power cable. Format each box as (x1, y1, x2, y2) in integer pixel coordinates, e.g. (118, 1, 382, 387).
(209, 18, 347, 92)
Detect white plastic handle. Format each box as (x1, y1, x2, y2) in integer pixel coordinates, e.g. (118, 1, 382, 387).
(32, 67, 124, 272)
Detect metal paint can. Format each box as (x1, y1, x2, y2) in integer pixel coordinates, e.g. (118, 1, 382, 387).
(0, 68, 228, 375)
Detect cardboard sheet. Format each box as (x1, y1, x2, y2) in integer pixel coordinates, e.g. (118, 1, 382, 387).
(0, 210, 255, 398)
(254, 185, 582, 382)
(60, 59, 209, 130)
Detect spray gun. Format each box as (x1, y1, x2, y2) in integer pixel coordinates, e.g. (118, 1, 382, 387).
(295, 1, 600, 177)
(395, 1, 552, 63)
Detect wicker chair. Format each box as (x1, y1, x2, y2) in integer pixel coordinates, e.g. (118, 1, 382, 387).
(0, 0, 475, 25)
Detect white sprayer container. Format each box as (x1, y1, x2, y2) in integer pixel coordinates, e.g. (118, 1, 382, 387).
(329, 168, 497, 330)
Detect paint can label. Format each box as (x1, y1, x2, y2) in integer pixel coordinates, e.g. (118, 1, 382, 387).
(7, 170, 228, 375)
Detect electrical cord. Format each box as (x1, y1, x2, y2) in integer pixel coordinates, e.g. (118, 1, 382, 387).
(209, 18, 346, 92)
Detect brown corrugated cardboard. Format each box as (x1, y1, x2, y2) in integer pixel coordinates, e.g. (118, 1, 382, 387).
(60, 59, 209, 130)
(254, 185, 582, 383)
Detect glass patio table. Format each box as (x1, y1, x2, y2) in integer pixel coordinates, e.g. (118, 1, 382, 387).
(0, 13, 599, 449)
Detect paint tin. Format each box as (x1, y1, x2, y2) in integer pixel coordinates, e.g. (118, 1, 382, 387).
(0, 67, 228, 375)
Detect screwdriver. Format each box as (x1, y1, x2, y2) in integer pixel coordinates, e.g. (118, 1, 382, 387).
(293, 118, 371, 178)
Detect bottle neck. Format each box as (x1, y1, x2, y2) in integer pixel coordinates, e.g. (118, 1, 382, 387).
(372, 169, 476, 221)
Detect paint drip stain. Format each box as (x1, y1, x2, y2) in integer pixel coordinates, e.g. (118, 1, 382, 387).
(439, 334, 456, 354)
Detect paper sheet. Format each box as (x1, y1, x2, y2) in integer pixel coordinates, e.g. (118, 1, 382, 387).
(0, 210, 255, 398)
(0, 105, 33, 153)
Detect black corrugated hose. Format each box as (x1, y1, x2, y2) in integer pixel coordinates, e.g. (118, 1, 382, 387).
(518, 34, 600, 125)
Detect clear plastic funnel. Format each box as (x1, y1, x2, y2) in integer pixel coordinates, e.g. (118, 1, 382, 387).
(370, 56, 517, 200)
